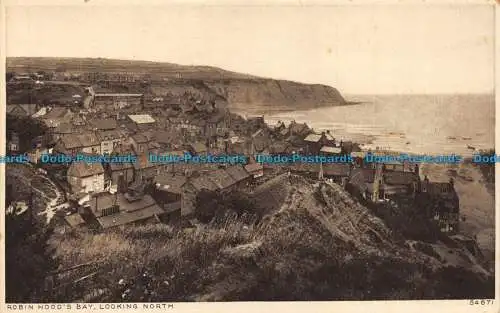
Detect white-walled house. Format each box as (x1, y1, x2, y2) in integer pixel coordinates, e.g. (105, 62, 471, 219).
(67, 162, 105, 194)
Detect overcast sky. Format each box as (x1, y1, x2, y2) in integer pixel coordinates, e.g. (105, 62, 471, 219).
(5, 4, 495, 94)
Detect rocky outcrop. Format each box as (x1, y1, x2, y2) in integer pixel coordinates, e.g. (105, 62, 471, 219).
(205, 79, 346, 111)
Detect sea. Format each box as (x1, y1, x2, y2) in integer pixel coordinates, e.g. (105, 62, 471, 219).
(236, 94, 495, 157)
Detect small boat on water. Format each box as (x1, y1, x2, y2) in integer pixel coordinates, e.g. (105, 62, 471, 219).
(462, 136, 472, 140)
(447, 136, 457, 140)
(406, 141, 410, 145)
(467, 144, 476, 150)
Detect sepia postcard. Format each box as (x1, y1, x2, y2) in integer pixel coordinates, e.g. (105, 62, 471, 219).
(0, 0, 498, 312)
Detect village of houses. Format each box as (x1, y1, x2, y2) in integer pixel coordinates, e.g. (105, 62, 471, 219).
(6, 71, 460, 234)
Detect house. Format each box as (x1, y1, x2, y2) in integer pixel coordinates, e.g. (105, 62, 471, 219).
(93, 93, 144, 111)
(152, 173, 188, 222)
(54, 135, 79, 155)
(85, 191, 164, 230)
(227, 137, 251, 155)
(39, 107, 74, 132)
(7, 132, 20, 153)
(347, 164, 419, 202)
(78, 132, 101, 154)
(27, 146, 52, 164)
(54, 132, 101, 155)
(64, 213, 87, 230)
(206, 169, 238, 192)
(340, 141, 361, 155)
(188, 142, 208, 156)
(162, 150, 192, 174)
(274, 121, 286, 134)
(205, 111, 230, 138)
(245, 162, 264, 178)
(268, 141, 293, 155)
(320, 146, 342, 156)
(143, 96, 165, 109)
(97, 129, 124, 154)
(323, 130, 336, 146)
(225, 165, 252, 186)
(419, 176, 460, 233)
(181, 175, 220, 216)
(128, 114, 156, 126)
(380, 170, 420, 199)
(133, 153, 162, 184)
(154, 173, 187, 202)
(107, 161, 135, 193)
(303, 133, 326, 155)
(130, 133, 154, 154)
(246, 116, 266, 133)
(346, 168, 376, 201)
(6, 104, 41, 117)
(180, 102, 195, 113)
(71, 114, 87, 127)
(194, 100, 213, 113)
(287, 163, 351, 186)
(154, 130, 183, 150)
(322, 163, 352, 186)
(362, 151, 419, 173)
(288, 120, 311, 138)
(89, 118, 117, 131)
(251, 129, 272, 154)
(67, 162, 105, 194)
(304, 131, 337, 155)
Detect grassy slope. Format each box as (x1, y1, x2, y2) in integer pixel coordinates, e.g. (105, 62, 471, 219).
(49, 175, 493, 302)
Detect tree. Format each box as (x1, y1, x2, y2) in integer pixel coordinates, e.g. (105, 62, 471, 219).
(6, 115, 48, 152)
(5, 213, 59, 302)
(195, 189, 222, 223)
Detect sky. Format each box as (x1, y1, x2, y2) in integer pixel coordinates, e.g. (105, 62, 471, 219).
(5, 3, 495, 94)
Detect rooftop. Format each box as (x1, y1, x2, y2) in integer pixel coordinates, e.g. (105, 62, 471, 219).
(90, 118, 117, 130)
(96, 204, 163, 229)
(320, 146, 342, 154)
(68, 162, 104, 178)
(225, 165, 251, 183)
(304, 133, 323, 143)
(155, 173, 188, 194)
(207, 169, 237, 190)
(190, 175, 219, 192)
(128, 114, 156, 124)
(64, 213, 86, 228)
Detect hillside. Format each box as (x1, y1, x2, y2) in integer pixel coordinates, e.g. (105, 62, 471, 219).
(48, 175, 493, 302)
(6, 57, 346, 111)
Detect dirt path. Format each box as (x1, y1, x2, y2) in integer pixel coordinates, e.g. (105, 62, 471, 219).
(7, 164, 68, 224)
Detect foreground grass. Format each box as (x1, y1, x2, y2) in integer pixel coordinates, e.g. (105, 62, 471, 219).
(49, 178, 494, 302)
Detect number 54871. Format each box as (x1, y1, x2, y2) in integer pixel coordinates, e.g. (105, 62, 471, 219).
(469, 299, 494, 305)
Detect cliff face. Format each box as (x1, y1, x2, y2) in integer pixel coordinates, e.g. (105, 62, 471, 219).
(206, 79, 345, 112)
(7, 57, 346, 112)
